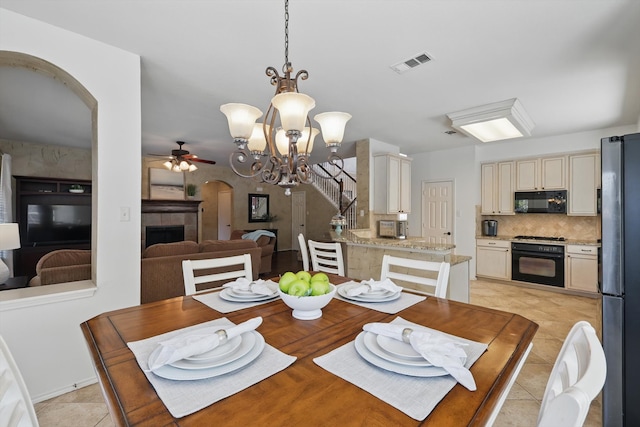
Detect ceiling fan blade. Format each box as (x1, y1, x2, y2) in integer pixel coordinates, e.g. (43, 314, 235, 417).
(148, 153, 175, 159)
(190, 157, 216, 165)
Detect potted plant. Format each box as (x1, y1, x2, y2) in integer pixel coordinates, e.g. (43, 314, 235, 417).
(185, 184, 197, 199)
(69, 184, 84, 194)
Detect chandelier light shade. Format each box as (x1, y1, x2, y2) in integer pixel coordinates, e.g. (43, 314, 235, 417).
(446, 98, 534, 143)
(220, 0, 351, 195)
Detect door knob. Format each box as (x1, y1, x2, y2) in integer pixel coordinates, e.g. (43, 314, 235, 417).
(444, 232, 451, 235)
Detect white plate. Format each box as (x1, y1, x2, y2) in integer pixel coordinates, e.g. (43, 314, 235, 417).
(184, 334, 243, 362)
(153, 331, 265, 380)
(170, 332, 256, 369)
(226, 288, 277, 299)
(338, 285, 401, 303)
(219, 288, 279, 303)
(363, 332, 433, 367)
(355, 332, 451, 377)
(376, 334, 424, 360)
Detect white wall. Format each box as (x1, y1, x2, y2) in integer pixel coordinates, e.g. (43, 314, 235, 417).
(0, 8, 141, 401)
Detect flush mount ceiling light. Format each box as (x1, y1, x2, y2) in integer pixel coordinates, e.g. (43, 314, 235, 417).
(220, 0, 351, 196)
(446, 98, 534, 143)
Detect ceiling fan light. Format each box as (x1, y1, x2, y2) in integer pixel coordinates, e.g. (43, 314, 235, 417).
(314, 112, 352, 145)
(271, 92, 315, 132)
(179, 160, 190, 171)
(188, 163, 198, 172)
(220, 103, 263, 139)
(248, 123, 269, 153)
(163, 161, 173, 170)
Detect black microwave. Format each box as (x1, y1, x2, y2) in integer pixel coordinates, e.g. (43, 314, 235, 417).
(514, 190, 567, 213)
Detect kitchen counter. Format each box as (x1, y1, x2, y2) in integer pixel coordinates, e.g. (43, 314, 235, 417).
(333, 229, 456, 254)
(476, 235, 600, 246)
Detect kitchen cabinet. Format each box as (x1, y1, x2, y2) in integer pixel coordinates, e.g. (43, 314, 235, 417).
(568, 152, 600, 216)
(476, 239, 511, 280)
(481, 161, 515, 215)
(373, 153, 412, 214)
(515, 156, 566, 191)
(565, 245, 598, 293)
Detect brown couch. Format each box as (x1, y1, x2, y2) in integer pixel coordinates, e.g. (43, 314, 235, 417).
(230, 230, 276, 274)
(140, 240, 261, 304)
(28, 249, 92, 286)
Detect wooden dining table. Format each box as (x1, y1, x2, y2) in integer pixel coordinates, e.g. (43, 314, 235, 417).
(80, 274, 538, 426)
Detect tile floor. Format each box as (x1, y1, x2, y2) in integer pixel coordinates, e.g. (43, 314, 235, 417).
(33, 278, 602, 426)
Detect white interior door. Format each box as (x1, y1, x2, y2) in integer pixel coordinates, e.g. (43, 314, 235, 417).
(218, 190, 232, 240)
(421, 180, 454, 244)
(291, 191, 306, 250)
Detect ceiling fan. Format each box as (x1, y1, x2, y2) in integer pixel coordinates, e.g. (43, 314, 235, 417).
(150, 141, 216, 172)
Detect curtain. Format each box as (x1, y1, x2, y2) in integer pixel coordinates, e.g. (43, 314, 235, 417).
(0, 154, 14, 276)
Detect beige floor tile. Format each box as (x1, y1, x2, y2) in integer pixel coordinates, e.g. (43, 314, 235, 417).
(493, 399, 541, 427)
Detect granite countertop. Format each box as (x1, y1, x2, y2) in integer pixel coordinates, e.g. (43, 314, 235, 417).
(476, 235, 601, 246)
(332, 229, 455, 253)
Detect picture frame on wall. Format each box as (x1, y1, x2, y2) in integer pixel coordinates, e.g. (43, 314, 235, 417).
(248, 193, 269, 222)
(149, 168, 185, 200)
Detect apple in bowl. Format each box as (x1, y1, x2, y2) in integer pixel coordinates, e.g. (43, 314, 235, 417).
(277, 282, 336, 320)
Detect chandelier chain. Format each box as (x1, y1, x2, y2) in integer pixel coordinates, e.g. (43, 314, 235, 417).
(284, 0, 289, 68)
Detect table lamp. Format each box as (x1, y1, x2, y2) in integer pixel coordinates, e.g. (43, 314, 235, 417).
(0, 223, 21, 283)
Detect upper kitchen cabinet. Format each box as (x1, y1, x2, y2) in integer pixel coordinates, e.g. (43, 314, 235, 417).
(481, 161, 515, 215)
(374, 153, 412, 214)
(568, 152, 600, 216)
(515, 156, 566, 191)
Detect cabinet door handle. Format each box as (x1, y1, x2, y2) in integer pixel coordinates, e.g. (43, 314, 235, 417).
(443, 232, 451, 235)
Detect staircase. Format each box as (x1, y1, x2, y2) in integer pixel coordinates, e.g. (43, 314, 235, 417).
(310, 162, 358, 229)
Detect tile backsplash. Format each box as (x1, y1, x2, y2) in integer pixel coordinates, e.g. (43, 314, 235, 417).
(476, 206, 600, 241)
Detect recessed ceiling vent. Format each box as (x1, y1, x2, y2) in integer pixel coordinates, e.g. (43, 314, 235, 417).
(390, 52, 433, 74)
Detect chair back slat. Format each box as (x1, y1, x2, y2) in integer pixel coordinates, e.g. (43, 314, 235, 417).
(308, 240, 345, 276)
(182, 254, 253, 295)
(380, 255, 450, 298)
(297, 233, 310, 271)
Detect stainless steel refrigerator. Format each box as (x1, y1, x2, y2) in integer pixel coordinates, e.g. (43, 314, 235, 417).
(601, 132, 640, 426)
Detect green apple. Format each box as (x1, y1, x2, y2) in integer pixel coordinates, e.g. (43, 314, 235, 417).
(279, 271, 297, 293)
(310, 272, 329, 285)
(296, 270, 312, 283)
(310, 280, 330, 296)
(288, 279, 311, 296)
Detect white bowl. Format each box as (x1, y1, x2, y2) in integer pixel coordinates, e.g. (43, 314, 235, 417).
(278, 284, 337, 320)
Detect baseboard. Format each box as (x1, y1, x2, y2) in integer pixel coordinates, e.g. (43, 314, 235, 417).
(32, 376, 98, 404)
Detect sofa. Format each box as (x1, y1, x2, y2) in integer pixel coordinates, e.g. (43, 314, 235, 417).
(28, 249, 92, 286)
(230, 230, 276, 274)
(140, 240, 261, 304)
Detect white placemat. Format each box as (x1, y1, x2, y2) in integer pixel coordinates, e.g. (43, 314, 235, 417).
(335, 281, 426, 314)
(193, 290, 279, 313)
(127, 318, 296, 418)
(313, 317, 488, 421)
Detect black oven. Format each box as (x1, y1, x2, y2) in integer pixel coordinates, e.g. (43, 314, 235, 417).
(511, 242, 565, 287)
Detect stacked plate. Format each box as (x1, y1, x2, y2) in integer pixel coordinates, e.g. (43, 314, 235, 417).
(338, 282, 401, 303)
(152, 331, 265, 380)
(354, 330, 466, 377)
(219, 285, 279, 303)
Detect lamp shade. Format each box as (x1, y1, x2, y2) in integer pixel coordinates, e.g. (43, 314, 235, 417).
(298, 127, 319, 155)
(271, 93, 315, 132)
(220, 103, 263, 140)
(314, 112, 352, 145)
(0, 223, 20, 250)
(275, 128, 289, 156)
(247, 123, 269, 153)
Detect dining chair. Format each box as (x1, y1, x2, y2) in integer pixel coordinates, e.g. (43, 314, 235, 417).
(537, 321, 606, 427)
(379, 254, 450, 298)
(307, 240, 345, 276)
(182, 254, 253, 296)
(0, 335, 39, 427)
(297, 233, 310, 271)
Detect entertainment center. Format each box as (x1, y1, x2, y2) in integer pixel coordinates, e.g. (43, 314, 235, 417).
(14, 176, 92, 280)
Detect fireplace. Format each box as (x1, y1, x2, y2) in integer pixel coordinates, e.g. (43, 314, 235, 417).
(145, 225, 185, 248)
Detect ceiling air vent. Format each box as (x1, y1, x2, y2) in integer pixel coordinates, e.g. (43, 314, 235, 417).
(390, 52, 433, 74)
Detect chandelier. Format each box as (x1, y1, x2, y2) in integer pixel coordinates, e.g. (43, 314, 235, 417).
(163, 158, 197, 173)
(220, 0, 351, 196)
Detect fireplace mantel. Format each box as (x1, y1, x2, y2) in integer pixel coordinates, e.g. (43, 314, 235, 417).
(141, 199, 200, 213)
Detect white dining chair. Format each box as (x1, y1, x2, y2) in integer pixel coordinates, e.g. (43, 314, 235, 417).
(0, 335, 39, 427)
(379, 255, 450, 298)
(537, 321, 606, 427)
(308, 240, 345, 276)
(297, 233, 310, 271)
(182, 254, 253, 296)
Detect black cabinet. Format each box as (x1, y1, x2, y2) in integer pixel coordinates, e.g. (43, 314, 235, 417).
(14, 176, 92, 280)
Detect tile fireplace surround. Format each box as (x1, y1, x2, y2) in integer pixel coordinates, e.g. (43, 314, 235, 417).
(141, 200, 200, 249)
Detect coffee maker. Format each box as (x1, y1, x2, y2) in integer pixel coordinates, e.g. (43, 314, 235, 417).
(482, 220, 498, 236)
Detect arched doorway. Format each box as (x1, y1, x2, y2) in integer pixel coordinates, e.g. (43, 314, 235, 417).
(201, 180, 233, 240)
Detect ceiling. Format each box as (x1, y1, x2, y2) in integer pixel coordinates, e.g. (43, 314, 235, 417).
(1, 0, 639, 165)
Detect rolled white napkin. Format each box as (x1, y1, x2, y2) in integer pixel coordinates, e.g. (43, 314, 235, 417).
(223, 278, 278, 296)
(363, 322, 476, 391)
(346, 278, 403, 296)
(147, 317, 263, 371)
